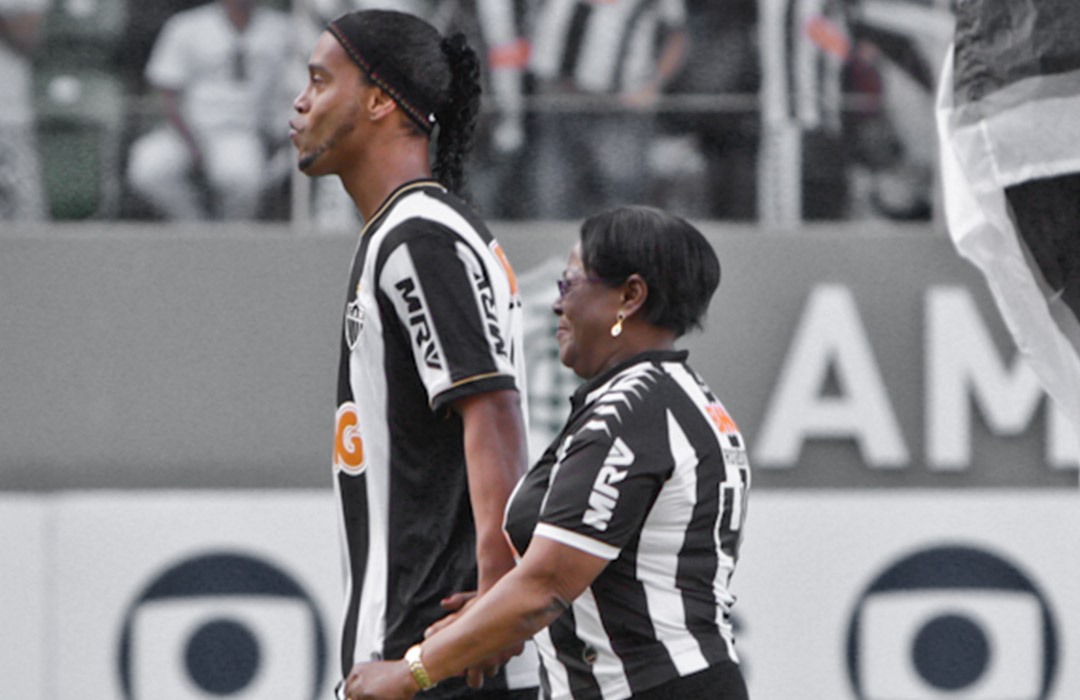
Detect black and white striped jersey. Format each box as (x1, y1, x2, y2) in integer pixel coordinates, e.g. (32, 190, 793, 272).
(332, 180, 535, 694)
(504, 350, 749, 700)
(528, 0, 687, 94)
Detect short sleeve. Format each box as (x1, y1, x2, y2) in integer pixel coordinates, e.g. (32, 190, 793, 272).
(535, 407, 670, 560)
(377, 220, 517, 412)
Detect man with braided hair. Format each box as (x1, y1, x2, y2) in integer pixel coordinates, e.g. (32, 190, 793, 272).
(290, 10, 538, 699)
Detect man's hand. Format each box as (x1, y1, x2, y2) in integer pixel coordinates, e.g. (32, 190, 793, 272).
(342, 660, 417, 700)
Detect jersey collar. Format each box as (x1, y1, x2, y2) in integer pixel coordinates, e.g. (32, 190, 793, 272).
(570, 349, 689, 411)
(360, 179, 446, 237)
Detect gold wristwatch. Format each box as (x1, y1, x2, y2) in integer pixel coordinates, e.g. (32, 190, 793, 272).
(404, 644, 436, 691)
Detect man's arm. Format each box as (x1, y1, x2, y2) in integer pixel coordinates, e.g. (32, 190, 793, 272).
(454, 388, 528, 594)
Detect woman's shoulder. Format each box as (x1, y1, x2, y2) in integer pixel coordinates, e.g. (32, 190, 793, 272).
(576, 361, 672, 425)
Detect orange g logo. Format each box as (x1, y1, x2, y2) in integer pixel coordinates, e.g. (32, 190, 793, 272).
(334, 402, 365, 474)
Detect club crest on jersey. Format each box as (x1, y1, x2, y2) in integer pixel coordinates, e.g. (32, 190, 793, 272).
(345, 298, 365, 350)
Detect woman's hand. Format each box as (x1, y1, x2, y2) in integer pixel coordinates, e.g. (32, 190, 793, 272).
(342, 660, 417, 700)
(426, 590, 525, 688)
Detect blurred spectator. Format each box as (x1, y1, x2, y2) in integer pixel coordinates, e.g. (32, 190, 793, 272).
(115, 0, 204, 95)
(125, 0, 292, 221)
(758, 0, 951, 224)
(0, 0, 47, 221)
(757, 0, 854, 223)
(845, 0, 952, 221)
(522, 0, 689, 219)
(654, 0, 760, 220)
(440, 0, 529, 219)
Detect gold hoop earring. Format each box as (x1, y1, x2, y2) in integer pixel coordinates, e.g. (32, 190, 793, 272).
(611, 311, 625, 338)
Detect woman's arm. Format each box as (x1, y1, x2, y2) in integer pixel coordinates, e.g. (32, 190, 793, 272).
(424, 535, 608, 678)
(343, 536, 609, 699)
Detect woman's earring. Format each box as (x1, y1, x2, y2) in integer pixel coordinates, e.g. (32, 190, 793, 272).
(611, 311, 625, 338)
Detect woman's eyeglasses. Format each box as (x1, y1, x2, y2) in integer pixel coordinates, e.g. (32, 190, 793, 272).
(556, 275, 623, 299)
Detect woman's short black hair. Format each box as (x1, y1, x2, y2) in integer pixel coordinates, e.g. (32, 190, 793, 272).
(579, 206, 721, 337)
(328, 10, 481, 195)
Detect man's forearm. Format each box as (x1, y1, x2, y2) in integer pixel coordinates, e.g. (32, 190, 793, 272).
(457, 389, 529, 592)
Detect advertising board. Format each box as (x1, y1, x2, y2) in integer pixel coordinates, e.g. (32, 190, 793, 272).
(733, 492, 1078, 699)
(49, 492, 340, 700)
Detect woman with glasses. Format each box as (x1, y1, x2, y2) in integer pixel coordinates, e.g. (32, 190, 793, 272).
(343, 205, 751, 700)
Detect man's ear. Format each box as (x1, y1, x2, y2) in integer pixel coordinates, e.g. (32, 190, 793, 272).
(364, 85, 398, 122)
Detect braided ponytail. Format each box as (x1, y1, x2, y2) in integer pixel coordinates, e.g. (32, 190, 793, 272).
(433, 32, 482, 195)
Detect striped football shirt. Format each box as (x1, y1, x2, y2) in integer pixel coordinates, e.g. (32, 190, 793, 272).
(333, 180, 535, 696)
(505, 350, 750, 700)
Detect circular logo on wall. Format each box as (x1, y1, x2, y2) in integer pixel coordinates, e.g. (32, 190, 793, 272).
(118, 551, 328, 699)
(846, 544, 1058, 700)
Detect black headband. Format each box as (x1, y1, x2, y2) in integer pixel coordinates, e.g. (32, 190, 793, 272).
(327, 13, 438, 133)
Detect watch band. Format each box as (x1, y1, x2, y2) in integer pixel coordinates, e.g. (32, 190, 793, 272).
(405, 643, 436, 691)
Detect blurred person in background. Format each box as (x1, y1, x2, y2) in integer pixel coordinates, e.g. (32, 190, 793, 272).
(840, 0, 952, 221)
(125, 0, 291, 221)
(439, 0, 529, 220)
(341, 205, 751, 700)
(0, 0, 47, 221)
(757, 0, 951, 223)
(289, 9, 538, 699)
(653, 0, 760, 220)
(522, 0, 689, 220)
(115, 0, 204, 93)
